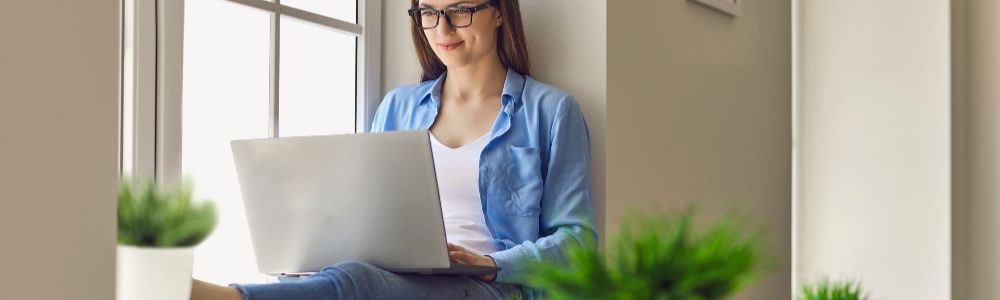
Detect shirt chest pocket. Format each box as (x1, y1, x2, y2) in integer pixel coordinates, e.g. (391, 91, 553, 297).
(503, 145, 543, 216)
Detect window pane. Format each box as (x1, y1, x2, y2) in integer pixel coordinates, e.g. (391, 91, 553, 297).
(279, 16, 357, 137)
(183, 0, 271, 285)
(282, 0, 357, 24)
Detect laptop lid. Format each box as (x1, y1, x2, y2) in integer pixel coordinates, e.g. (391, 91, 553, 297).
(230, 130, 452, 275)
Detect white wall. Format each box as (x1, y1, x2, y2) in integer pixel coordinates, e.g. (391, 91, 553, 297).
(0, 0, 120, 299)
(795, 1, 951, 299)
(380, 0, 608, 237)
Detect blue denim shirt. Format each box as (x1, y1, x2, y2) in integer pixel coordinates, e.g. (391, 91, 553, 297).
(371, 68, 598, 292)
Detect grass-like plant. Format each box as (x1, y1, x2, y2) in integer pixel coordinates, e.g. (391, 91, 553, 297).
(799, 279, 870, 300)
(522, 209, 766, 300)
(117, 177, 217, 247)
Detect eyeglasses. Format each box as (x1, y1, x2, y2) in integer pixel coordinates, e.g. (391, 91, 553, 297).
(407, 1, 497, 30)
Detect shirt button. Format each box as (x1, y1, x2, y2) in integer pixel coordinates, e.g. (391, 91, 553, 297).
(480, 166, 488, 173)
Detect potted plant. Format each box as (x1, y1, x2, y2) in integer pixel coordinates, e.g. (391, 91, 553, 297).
(116, 178, 217, 300)
(522, 209, 766, 299)
(799, 279, 871, 300)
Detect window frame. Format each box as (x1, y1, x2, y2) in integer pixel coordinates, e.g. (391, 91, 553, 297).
(122, 0, 382, 183)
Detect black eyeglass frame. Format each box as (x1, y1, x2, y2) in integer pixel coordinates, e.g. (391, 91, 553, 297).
(407, 0, 498, 30)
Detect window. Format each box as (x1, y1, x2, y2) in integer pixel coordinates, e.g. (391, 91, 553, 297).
(122, 0, 381, 285)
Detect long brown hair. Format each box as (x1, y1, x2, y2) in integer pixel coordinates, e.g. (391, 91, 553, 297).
(409, 0, 531, 82)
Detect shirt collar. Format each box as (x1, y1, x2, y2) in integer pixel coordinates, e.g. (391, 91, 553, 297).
(420, 67, 526, 106)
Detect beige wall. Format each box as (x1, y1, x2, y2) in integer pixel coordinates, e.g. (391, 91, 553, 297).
(952, 0, 1000, 299)
(796, 0, 951, 299)
(951, 2, 967, 298)
(381, 0, 422, 95)
(607, 0, 791, 299)
(381, 0, 608, 237)
(0, 1, 120, 299)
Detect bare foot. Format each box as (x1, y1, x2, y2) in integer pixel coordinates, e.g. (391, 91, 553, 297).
(190, 279, 243, 300)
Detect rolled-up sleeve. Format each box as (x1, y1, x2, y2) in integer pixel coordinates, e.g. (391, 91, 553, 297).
(487, 96, 599, 283)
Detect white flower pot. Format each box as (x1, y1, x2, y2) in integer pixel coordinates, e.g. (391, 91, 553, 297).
(116, 245, 194, 300)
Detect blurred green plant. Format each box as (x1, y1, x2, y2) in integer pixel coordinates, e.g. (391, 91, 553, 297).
(522, 209, 766, 300)
(117, 177, 217, 247)
(799, 279, 870, 300)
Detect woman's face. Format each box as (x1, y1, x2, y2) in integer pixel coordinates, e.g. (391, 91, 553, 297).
(416, 0, 501, 69)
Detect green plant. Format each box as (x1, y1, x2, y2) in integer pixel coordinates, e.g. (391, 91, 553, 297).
(117, 177, 217, 247)
(523, 209, 766, 300)
(799, 279, 870, 300)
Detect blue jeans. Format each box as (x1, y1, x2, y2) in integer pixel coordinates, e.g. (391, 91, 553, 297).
(231, 261, 524, 300)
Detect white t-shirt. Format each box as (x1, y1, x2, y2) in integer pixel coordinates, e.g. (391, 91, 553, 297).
(430, 132, 499, 256)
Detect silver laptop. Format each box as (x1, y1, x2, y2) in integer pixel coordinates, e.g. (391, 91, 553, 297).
(231, 130, 500, 277)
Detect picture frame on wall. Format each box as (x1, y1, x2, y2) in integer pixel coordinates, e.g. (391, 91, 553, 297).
(689, 0, 741, 17)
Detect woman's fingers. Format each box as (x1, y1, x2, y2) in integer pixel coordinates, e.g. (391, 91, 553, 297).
(448, 249, 476, 263)
(448, 250, 467, 263)
(447, 243, 468, 252)
(447, 243, 491, 266)
(447, 243, 463, 262)
(451, 250, 487, 265)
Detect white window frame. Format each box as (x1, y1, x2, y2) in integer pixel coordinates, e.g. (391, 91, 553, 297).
(122, 0, 382, 183)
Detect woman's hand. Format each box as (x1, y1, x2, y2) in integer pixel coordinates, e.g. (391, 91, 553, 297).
(447, 243, 498, 282)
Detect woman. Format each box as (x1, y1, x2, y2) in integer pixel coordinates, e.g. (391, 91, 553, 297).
(192, 0, 595, 299)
